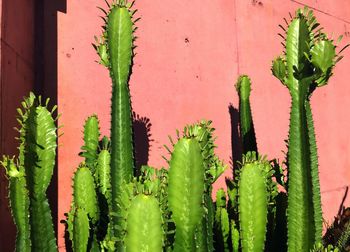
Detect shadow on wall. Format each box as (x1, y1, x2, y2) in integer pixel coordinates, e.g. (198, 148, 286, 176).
(132, 112, 153, 176)
(0, 0, 66, 250)
(228, 104, 242, 174)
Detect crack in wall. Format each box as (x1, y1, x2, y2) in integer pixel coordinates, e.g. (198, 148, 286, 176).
(290, 0, 350, 24)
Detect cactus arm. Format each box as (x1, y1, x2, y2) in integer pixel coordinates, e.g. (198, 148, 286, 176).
(239, 163, 268, 252)
(1, 158, 31, 252)
(214, 188, 228, 251)
(73, 167, 99, 223)
(68, 166, 99, 251)
(168, 138, 205, 252)
(305, 101, 323, 242)
(194, 193, 215, 252)
(183, 121, 225, 252)
(30, 197, 58, 251)
(73, 208, 90, 252)
(25, 105, 57, 197)
(125, 195, 163, 252)
(231, 221, 240, 252)
(106, 4, 135, 240)
(220, 208, 230, 252)
(205, 193, 215, 252)
(24, 99, 58, 251)
(81, 115, 100, 171)
(96, 149, 112, 203)
(235, 75, 258, 154)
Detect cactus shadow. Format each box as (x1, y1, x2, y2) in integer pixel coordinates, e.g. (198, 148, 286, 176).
(132, 112, 153, 176)
(228, 104, 242, 174)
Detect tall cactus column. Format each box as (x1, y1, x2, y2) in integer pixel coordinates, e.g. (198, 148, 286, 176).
(95, 0, 136, 244)
(272, 7, 344, 251)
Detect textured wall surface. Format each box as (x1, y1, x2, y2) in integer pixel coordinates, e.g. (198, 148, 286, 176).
(1, 0, 350, 251)
(0, 0, 35, 250)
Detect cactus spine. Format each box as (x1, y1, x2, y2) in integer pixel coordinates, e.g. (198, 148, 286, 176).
(236, 75, 258, 154)
(272, 7, 344, 251)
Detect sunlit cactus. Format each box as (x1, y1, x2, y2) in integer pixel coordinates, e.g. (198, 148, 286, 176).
(235, 75, 258, 154)
(1, 93, 58, 251)
(167, 138, 205, 251)
(94, 1, 137, 245)
(272, 7, 347, 251)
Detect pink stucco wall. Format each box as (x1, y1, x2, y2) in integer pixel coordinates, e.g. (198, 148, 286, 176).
(1, 0, 350, 251)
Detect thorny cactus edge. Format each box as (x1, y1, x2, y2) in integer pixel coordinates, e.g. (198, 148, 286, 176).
(94, 0, 138, 245)
(272, 7, 347, 252)
(1, 93, 58, 251)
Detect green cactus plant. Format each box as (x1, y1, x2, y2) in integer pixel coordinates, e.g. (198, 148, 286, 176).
(124, 194, 163, 252)
(238, 160, 268, 252)
(214, 189, 230, 252)
(1, 157, 31, 252)
(236, 75, 258, 154)
(167, 138, 205, 251)
(96, 138, 112, 203)
(72, 208, 90, 252)
(67, 166, 99, 251)
(80, 115, 100, 171)
(181, 120, 226, 252)
(1, 93, 58, 251)
(94, 1, 136, 245)
(272, 7, 346, 251)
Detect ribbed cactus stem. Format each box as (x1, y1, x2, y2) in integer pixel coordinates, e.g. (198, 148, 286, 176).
(214, 188, 229, 252)
(24, 96, 57, 251)
(68, 166, 99, 251)
(1, 157, 31, 252)
(106, 4, 135, 240)
(81, 115, 100, 172)
(73, 208, 90, 252)
(125, 194, 163, 252)
(231, 221, 240, 252)
(271, 8, 343, 251)
(236, 75, 258, 154)
(73, 167, 99, 223)
(96, 148, 112, 203)
(239, 163, 268, 252)
(168, 138, 205, 252)
(305, 101, 323, 241)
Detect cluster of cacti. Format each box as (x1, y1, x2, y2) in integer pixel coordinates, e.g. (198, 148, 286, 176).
(1, 93, 58, 251)
(3, 2, 350, 252)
